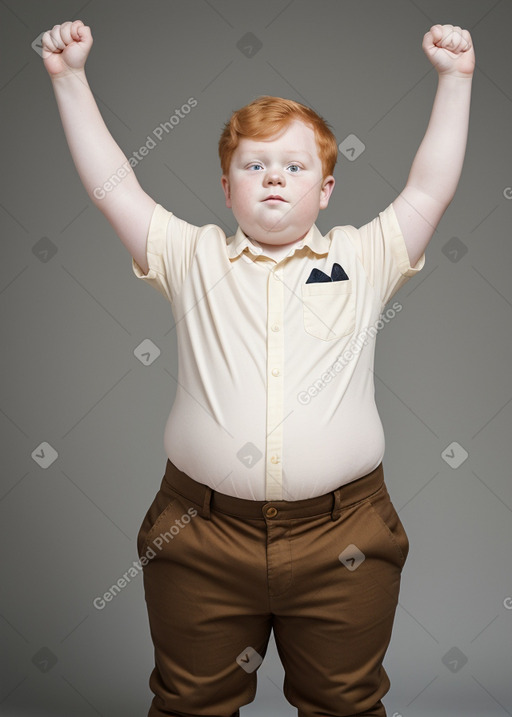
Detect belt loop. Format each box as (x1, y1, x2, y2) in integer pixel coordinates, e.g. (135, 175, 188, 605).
(201, 485, 212, 520)
(331, 487, 343, 521)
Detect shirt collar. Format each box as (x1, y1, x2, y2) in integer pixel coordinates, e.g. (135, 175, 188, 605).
(226, 223, 330, 260)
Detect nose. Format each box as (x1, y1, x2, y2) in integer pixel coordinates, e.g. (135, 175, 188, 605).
(264, 167, 285, 186)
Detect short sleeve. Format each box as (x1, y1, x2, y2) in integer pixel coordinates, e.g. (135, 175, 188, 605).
(131, 203, 205, 304)
(346, 201, 426, 306)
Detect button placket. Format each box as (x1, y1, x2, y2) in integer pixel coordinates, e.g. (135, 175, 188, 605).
(265, 267, 285, 500)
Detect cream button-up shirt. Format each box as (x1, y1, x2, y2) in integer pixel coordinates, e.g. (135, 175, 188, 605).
(132, 202, 425, 500)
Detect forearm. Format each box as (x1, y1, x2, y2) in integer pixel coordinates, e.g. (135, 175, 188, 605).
(405, 73, 473, 205)
(50, 69, 141, 204)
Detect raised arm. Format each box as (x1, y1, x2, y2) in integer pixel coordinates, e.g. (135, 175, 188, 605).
(392, 24, 475, 268)
(42, 20, 156, 274)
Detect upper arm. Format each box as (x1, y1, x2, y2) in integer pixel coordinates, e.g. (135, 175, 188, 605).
(392, 186, 449, 267)
(96, 190, 158, 275)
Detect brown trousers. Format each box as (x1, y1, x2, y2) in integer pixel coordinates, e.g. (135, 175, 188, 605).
(137, 458, 409, 717)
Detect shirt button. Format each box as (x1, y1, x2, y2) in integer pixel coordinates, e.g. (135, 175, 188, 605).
(271, 368, 280, 376)
(271, 324, 280, 332)
(270, 455, 280, 464)
(265, 506, 278, 518)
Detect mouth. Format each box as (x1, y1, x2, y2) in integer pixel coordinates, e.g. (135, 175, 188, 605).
(263, 195, 286, 202)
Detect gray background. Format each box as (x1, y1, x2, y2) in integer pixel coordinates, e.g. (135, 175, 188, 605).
(1, 0, 511, 715)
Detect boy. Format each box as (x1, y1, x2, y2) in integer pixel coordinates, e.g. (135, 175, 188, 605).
(42, 19, 474, 717)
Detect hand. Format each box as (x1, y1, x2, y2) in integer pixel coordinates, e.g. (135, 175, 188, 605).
(422, 24, 475, 78)
(41, 20, 93, 79)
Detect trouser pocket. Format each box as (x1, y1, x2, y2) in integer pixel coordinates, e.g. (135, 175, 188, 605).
(364, 482, 409, 568)
(137, 479, 180, 560)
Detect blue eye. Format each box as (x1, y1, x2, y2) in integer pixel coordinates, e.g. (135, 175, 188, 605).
(288, 164, 301, 172)
(248, 163, 263, 170)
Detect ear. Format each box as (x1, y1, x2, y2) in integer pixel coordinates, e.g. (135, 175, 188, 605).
(319, 176, 335, 210)
(221, 175, 232, 208)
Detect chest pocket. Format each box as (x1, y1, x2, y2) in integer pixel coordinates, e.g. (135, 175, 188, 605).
(301, 279, 356, 341)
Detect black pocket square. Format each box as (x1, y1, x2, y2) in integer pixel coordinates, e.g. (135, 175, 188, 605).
(305, 262, 349, 284)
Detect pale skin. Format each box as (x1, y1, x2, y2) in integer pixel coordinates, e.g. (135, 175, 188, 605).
(220, 120, 335, 258)
(392, 24, 474, 267)
(42, 21, 474, 273)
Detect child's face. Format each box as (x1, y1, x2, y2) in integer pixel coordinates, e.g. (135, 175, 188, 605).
(221, 119, 335, 247)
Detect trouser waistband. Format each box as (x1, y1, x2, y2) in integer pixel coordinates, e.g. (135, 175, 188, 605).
(162, 459, 385, 521)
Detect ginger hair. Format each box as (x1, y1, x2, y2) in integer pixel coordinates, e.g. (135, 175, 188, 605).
(218, 95, 338, 179)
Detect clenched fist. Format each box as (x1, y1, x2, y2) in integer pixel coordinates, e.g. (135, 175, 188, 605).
(423, 24, 475, 78)
(41, 20, 93, 78)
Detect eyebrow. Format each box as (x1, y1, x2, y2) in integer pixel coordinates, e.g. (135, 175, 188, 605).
(238, 149, 313, 159)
